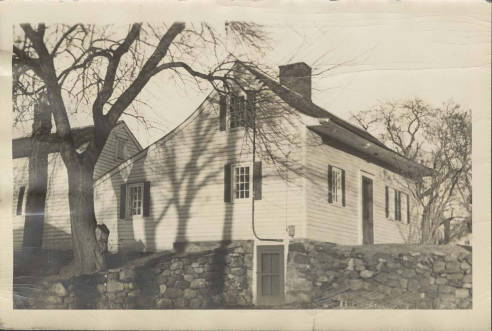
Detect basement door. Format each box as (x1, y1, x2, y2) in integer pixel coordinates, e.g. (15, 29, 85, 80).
(256, 245, 284, 306)
(362, 176, 374, 244)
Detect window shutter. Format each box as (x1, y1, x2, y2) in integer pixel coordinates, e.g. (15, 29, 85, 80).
(385, 186, 389, 218)
(341, 169, 346, 207)
(219, 95, 227, 131)
(119, 184, 126, 219)
(254, 161, 262, 200)
(406, 193, 410, 224)
(143, 181, 151, 217)
(328, 165, 333, 203)
(16, 186, 25, 215)
(224, 163, 232, 203)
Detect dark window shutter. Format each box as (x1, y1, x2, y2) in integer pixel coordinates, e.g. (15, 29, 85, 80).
(406, 193, 410, 224)
(328, 165, 333, 203)
(341, 169, 346, 207)
(143, 181, 151, 217)
(119, 184, 126, 219)
(16, 186, 25, 215)
(224, 163, 232, 203)
(219, 95, 227, 131)
(385, 186, 389, 218)
(254, 161, 262, 200)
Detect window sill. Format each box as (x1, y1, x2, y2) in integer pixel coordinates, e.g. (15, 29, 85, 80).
(329, 202, 344, 208)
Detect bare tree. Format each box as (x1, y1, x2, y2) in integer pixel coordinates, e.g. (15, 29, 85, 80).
(351, 99, 472, 244)
(12, 22, 273, 275)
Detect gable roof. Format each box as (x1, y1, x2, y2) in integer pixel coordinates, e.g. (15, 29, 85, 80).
(12, 121, 141, 159)
(241, 63, 432, 177)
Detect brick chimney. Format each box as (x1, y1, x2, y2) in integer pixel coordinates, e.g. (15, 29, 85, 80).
(279, 62, 312, 100)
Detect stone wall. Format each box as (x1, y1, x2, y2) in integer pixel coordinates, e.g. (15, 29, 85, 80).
(21, 241, 253, 309)
(286, 240, 472, 309)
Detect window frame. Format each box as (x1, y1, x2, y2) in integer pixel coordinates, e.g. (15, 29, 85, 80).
(229, 94, 246, 130)
(232, 163, 252, 202)
(329, 165, 344, 207)
(127, 182, 144, 218)
(385, 186, 406, 222)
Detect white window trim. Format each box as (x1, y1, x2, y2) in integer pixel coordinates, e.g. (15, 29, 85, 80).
(127, 182, 144, 218)
(232, 162, 252, 203)
(329, 165, 344, 207)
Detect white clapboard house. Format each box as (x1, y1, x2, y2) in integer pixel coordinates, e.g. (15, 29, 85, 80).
(12, 121, 142, 251)
(92, 62, 432, 304)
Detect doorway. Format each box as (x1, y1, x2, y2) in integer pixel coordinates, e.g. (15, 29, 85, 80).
(256, 245, 284, 306)
(361, 176, 374, 244)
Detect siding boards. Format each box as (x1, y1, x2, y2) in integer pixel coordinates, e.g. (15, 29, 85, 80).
(304, 129, 416, 245)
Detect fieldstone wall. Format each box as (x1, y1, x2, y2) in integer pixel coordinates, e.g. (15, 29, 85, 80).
(286, 240, 472, 309)
(21, 241, 253, 309)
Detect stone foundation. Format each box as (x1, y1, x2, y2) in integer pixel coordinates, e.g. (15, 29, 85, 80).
(286, 240, 472, 309)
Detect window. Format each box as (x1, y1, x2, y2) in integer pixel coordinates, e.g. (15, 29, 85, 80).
(328, 165, 345, 206)
(385, 186, 404, 222)
(234, 165, 250, 199)
(16, 186, 26, 215)
(116, 139, 126, 160)
(230, 95, 246, 129)
(128, 183, 144, 216)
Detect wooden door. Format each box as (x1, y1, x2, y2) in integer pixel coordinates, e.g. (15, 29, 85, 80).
(362, 176, 374, 244)
(257, 245, 284, 306)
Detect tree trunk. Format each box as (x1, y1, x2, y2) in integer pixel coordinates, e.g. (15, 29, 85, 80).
(23, 99, 52, 252)
(63, 159, 107, 275)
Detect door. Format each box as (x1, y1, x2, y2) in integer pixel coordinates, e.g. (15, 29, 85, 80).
(362, 176, 374, 244)
(256, 245, 284, 306)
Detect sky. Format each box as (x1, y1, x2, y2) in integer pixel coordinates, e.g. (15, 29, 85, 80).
(10, 2, 491, 148)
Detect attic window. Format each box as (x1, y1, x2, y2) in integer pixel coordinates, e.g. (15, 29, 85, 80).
(230, 95, 246, 129)
(116, 139, 126, 160)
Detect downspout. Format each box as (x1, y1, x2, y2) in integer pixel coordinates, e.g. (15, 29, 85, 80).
(249, 90, 282, 243)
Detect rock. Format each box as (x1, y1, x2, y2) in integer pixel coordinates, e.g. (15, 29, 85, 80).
(120, 268, 136, 281)
(433, 261, 446, 273)
(97, 284, 106, 294)
(349, 279, 364, 291)
(165, 288, 183, 299)
(346, 258, 355, 271)
(400, 278, 408, 290)
(447, 273, 464, 282)
(461, 262, 471, 271)
(106, 280, 125, 293)
(432, 250, 446, 257)
(463, 274, 472, 283)
(293, 253, 310, 264)
(184, 274, 194, 282)
(156, 298, 172, 308)
(446, 262, 461, 273)
(463, 283, 472, 289)
(159, 284, 167, 295)
(170, 261, 184, 271)
(50, 282, 67, 297)
(436, 278, 448, 285)
(190, 279, 207, 289)
(455, 288, 470, 298)
(360, 270, 374, 279)
(429, 277, 436, 285)
(184, 288, 197, 299)
(438, 285, 455, 294)
(190, 297, 203, 309)
(45, 296, 63, 304)
(407, 279, 421, 291)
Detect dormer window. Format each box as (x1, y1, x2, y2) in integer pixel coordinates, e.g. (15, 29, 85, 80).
(230, 95, 246, 129)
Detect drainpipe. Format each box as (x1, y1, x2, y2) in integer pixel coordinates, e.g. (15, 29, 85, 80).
(249, 90, 282, 243)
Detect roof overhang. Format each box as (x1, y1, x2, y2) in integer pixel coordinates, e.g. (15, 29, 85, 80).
(309, 121, 433, 178)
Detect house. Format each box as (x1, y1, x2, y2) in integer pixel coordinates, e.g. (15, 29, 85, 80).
(93, 62, 432, 305)
(12, 121, 142, 251)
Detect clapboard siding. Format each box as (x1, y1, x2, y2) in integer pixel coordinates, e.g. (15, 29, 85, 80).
(304, 129, 417, 245)
(12, 123, 141, 251)
(94, 93, 306, 253)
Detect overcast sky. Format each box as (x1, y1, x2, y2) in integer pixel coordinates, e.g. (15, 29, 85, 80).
(9, 2, 491, 147)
